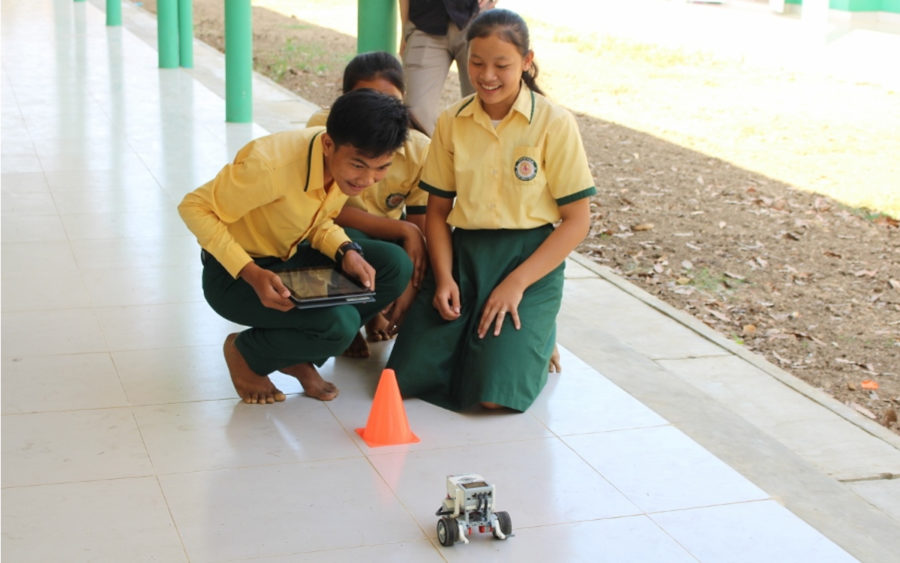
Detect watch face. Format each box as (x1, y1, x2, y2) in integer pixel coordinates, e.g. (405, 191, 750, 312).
(338, 242, 363, 262)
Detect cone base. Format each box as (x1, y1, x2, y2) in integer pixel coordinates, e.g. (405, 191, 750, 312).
(355, 427, 420, 448)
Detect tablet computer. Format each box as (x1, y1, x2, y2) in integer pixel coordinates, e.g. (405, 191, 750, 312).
(276, 266, 376, 310)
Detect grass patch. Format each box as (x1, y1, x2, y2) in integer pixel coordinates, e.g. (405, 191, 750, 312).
(265, 37, 352, 82)
(534, 21, 724, 70)
(687, 267, 725, 292)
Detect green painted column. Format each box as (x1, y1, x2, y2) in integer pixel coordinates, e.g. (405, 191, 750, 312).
(357, 0, 398, 55)
(157, 0, 179, 68)
(178, 0, 193, 68)
(106, 0, 121, 26)
(225, 0, 252, 123)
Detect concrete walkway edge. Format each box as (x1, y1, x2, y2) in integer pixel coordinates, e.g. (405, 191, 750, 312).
(568, 251, 900, 452)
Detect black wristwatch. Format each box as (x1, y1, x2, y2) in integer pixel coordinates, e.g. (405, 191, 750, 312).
(335, 241, 363, 268)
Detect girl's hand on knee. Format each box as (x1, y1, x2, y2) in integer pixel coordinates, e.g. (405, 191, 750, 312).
(477, 281, 523, 338)
(385, 283, 417, 334)
(400, 223, 428, 289)
(432, 281, 461, 321)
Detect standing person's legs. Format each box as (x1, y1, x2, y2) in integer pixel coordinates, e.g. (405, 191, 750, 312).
(402, 28, 453, 136)
(447, 23, 473, 97)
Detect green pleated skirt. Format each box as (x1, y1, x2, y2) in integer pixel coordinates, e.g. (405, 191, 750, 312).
(387, 225, 563, 412)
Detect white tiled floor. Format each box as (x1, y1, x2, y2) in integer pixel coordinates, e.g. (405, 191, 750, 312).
(1, 0, 858, 561)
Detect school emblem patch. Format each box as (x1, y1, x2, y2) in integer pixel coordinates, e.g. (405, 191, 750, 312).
(514, 156, 538, 181)
(385, 192, 406, 209)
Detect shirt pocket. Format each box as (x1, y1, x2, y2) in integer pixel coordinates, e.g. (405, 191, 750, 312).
(510, 146, 545, 189)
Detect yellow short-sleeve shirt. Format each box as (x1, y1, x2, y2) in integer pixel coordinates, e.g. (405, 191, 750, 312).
(420, 84, 596, 229)
(308, 109, 430, 219)
(178, 128, 351, 278)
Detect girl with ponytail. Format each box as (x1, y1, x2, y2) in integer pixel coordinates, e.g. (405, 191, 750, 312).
(387, 9, 596, 412)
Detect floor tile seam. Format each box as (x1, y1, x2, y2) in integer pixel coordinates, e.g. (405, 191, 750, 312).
(355, 456, 441, 549)
(553, 428, 662, 517)
(642, 499, 797, 562)
(237, 540, 440, 561)
(0, 400, 344, 417)
(551, 422, 674, 439)
(150, 472, 192, 563)
(567, 251, 900, 450)
(9, 296, 212, 311)
(1, 473, 163, 490)
(148, 454, 381, 480)
(357, 432, 570, 459)
(80, 297, 209, 314)
(1, 349, 128, 365)
(643, 497, 781, 517)
(0, 403, 146, 418)
(619, 483, 771, 516)
(122, 394, 309, 409)
(553, 429, 775, 519)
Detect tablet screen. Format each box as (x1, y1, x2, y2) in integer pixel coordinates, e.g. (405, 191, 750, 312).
(276, 266, 373, 302)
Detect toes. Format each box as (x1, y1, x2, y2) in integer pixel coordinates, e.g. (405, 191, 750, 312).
(305, 383, 339, 401)
(242, 390, 285, 405)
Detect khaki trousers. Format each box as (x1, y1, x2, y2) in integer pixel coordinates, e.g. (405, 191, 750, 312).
(402, 21, 474, 136)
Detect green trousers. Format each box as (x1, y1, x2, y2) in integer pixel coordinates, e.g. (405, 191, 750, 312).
(202, 240, 412, 375)
(388, 226, 563, 412)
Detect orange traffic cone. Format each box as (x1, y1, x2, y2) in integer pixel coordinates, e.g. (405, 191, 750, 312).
(355, 369, 420, 447)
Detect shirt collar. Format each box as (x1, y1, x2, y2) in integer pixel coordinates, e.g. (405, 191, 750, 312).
(457, 81, 535, 125)
(306, 129, 325, 192)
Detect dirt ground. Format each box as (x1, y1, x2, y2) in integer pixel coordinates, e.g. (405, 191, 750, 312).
(138, 0, 899, 433)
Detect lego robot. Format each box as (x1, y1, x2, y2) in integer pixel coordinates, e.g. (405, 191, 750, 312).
(435, 473, 512, 546)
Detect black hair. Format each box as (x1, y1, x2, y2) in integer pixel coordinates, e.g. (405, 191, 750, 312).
(326, 88, 409, 157)
(341, 51, 429, 136)
(465, 8, 544, 96)
(342, 51, 405, 95)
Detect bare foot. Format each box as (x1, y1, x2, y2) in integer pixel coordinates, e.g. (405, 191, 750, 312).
(365, 313, 395, 342)
(280, 362, 339, 401)
(223, 333, 286, 404)
(342, 330, 370, 358)
(548, 343, 561, 373)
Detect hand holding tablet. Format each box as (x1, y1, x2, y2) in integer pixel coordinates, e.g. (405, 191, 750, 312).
(276, 266, 376, 309)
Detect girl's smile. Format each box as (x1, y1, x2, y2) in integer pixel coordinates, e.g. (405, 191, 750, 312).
(467, 34, 534, 120)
